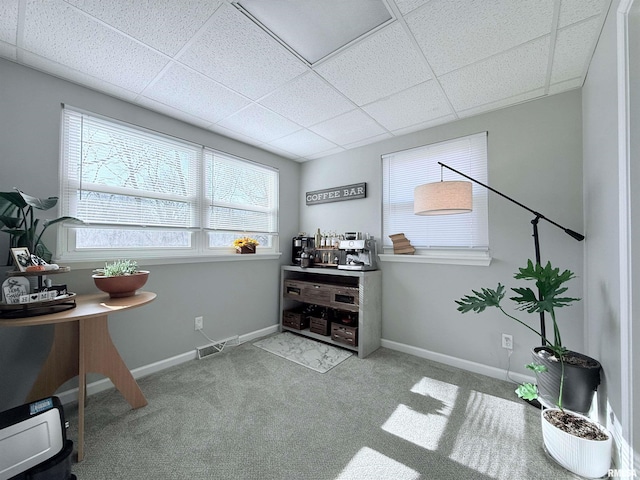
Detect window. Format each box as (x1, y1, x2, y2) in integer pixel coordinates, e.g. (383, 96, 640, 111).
(382, 132, 489, 263)
(59, 107, 278, 261)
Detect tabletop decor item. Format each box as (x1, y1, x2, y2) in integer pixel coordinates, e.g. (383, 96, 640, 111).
(233, 237, 259, 254)
(92, 259, 149, 298)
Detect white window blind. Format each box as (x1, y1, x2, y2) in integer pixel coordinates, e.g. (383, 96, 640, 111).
(205, 149, 278, 235)
(61, 109, 200, 229)
(382, 132, 489, 250)
(59, 107, 279, 258)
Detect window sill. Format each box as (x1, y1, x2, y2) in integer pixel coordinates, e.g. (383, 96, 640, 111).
(57, 253, 282, 271)
(378, 250, 492, 266)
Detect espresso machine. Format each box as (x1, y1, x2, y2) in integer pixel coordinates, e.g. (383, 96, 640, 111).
(291, 234, 315, 266)
(337, 234, 377, 271)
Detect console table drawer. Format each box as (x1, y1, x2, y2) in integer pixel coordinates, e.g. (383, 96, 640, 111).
(283, 279, 306, 298)
(329, 287, 359, 312)
(331, 323, 358, 347)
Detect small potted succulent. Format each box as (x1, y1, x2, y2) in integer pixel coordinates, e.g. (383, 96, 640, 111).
(92, 259, 149, 298)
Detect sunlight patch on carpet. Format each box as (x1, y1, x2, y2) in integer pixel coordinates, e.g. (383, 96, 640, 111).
(253, 332, 352, 373)
(335, 447, 420, 480)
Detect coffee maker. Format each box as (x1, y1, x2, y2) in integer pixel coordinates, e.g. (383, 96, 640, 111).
(291, 235, 315, 266)
(337, 235, 377, 271)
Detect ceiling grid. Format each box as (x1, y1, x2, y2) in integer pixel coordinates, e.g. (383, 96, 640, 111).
(0, 0, 612, 161)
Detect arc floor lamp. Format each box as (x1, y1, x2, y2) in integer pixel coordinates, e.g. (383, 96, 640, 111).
(414, 161, 585, 343)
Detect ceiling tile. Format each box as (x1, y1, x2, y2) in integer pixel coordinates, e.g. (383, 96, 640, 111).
(407, 0, 554, 75)
(439, 36, 550, 112)
(23, 0, 168, 93)
(551, 18, 601, 84)
(179, 4, 307, 100)
(65, 0, 222, 56)
(456, 89, 546, 119)
(394, 0, 431, 16)
(315, 22, 431, 106)
(0, 0, 19, 45)
(344, 132, 392, 150)
(559, 0, 609, 27)
(305, 146, 345, 161)
(268, 129, 338, 157)
(258, 143, 299, 160)
(136, 96, 214, 130)
(20, 50, 139, 102)
(259, 73, 355, 127)
(236, 0, 392, 64)
(390, 114, 457, 136)
(143, 63, 250, 124)
(362, 81, 453, 131)
(217, 104, 301, 143)
(548, 77, 583, 95)
(309, 109, 387, 145)
(208, 123, 265, 147)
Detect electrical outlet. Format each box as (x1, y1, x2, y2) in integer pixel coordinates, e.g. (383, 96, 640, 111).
(502, 333, 513, 350)
(194, 316, 203, 331)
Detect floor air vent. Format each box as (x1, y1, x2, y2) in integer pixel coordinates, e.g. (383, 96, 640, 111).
(196, 336, 239, 359)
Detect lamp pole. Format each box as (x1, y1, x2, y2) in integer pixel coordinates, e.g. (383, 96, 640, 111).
(438, 162, 585, 344)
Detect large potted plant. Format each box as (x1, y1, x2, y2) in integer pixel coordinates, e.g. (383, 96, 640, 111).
(92, 260, 149, 298)
(0, 189, 82, 265)
(456, 260, 611, 477)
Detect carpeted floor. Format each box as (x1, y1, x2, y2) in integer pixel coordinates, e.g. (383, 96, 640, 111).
(65, 334, 582, 479)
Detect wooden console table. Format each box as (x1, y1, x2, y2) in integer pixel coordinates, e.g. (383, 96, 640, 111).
(0, 291, 156, 461)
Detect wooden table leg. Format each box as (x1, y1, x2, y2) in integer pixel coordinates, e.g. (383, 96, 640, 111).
(26, 322, 79, 402)
(81, 315, 148, 409)
(26, 315, 147, 462)
(77, 319, 86, 462)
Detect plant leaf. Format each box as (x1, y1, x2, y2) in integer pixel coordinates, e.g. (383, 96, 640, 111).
(455, 284, 505, 313)
(525, 362, 547, 373)
(510, 260, 580, 314)
(0, 191, 27, 209)
(515, 383, 538, 401)
(16, 190, 58, 211)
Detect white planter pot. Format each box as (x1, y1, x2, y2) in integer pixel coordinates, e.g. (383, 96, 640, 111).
(541, 408, 612, 478)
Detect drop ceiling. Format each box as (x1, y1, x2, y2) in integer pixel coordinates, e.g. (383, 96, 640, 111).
(0, 0, 611, 162)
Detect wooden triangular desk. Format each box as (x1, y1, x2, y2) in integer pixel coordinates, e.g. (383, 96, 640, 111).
(0, 291, 156, 462)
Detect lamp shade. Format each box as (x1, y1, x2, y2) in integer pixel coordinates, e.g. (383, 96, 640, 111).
(414, 181, 473, 215)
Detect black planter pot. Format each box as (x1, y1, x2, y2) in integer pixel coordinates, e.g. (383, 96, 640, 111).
(532, 347, 601, 414)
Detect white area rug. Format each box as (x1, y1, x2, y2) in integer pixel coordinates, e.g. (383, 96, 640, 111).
(253, 332, 352, 373)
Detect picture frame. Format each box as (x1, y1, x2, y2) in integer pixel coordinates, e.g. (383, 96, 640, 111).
(11, 247, 32, 272)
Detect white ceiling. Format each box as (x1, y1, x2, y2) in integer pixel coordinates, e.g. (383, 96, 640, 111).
(0, 0, 611, 162)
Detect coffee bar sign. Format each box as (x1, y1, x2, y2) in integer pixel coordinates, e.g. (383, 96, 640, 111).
(306, 183, 366, 205)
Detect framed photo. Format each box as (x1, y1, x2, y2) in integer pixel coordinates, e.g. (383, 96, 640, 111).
(11, 247, 32, 272)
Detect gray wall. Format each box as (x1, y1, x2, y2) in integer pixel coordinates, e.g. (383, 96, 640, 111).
(301, 90, 585, 379)
(631, 2, 640, 465)
(583, 0, 638, 465)
(0, 59, 301, 410)
(582, 0, 622, 426)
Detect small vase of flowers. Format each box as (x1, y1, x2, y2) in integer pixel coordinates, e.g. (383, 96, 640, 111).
(233, 237, 259, 254)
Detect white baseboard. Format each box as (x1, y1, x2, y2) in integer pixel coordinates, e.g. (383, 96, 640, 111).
(56, 324, 279, 406)
(380, 338, 535, 385)
(58, 328, 528, 406)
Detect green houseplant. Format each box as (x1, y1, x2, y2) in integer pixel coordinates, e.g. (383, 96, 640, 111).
(92, 260, 149, 298)
(0, 189, 82, 265)
(456, 260, 601, 411)
(456, 260, 611, 477)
